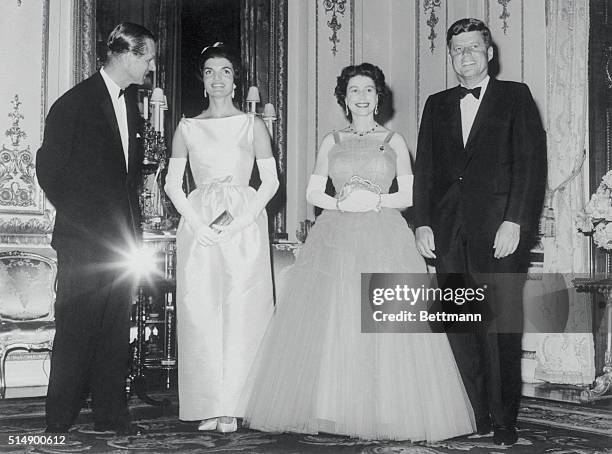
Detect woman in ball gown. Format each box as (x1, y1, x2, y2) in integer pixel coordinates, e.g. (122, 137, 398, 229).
(164, 42, 278, 433)
(241, 63, 475, 442)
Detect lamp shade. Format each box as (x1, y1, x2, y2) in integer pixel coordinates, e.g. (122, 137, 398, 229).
(263, 103, 276, 118)
(246, 86, 260, 102)
(150, 87, 165, 103)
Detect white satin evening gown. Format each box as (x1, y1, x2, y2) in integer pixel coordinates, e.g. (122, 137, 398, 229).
(175, 114, 274, 421)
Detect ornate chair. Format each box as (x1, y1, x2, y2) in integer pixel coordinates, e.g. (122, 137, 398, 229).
(0, 251, 56, 398)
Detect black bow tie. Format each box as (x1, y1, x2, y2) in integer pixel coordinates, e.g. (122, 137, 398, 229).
(458, 86, 481, 100)
(118, 89, 125, 98)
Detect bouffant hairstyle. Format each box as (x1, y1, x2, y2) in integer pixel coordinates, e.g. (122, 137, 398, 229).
(334, 63, 388, 120)
(446, 18, 492, 48)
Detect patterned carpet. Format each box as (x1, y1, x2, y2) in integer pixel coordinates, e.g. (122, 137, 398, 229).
(0, 396, 610, 453)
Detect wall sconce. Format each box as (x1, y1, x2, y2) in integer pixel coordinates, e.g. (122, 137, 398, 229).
(246, 86, 260, 113)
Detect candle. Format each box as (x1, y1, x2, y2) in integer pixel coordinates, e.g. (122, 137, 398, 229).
(150, 88, 165, 132)
(150, 108, 157, 132)
(159, 107, 164, 136)
(263, 103, 276, 137)
(143, 96, 149, 120)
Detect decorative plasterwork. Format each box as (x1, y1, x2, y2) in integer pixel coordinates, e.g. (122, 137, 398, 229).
(323, 0, 347, 56)
(17, 0, 22, 6)
(73, 0, 96, 83)
(423, 0, 441, 53)
(605, 46, 612, 89)
(0, 210, 54, 236)
(0, 95, 38, 212)
(499, 0, 511, 34)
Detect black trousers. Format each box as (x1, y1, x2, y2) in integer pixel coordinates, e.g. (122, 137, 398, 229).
(46, 248, 133, 428)
(436, 229, 525, 428)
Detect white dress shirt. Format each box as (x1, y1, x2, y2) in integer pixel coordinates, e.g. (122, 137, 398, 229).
(100, 68, 129, 171)
(460, 75, 490, 147)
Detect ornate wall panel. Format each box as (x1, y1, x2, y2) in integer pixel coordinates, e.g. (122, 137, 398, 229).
(73, 0, 96, 84)
(0, 0, 53, 238)
(315, 0, 354, 147)
(415, 0, 546, 130)
(295, 0, 547, 224)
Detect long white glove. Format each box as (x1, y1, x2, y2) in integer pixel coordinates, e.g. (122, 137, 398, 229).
(380, 174, 414, 209)
(306, 174, 338, 210)
(164, 157, 219, 246)
(218, 157, 279, 239)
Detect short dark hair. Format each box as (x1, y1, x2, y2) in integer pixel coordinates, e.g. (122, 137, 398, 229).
(334, 62, 389, 120)
(446, 18, 492, 48)
(198, 43, 242, 84)
(107, 22, 156, 57)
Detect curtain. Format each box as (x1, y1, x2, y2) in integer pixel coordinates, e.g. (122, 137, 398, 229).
(531, 0, 594, 385)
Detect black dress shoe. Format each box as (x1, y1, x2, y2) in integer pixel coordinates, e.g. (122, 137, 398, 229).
(493, 426, 518, 445)
(476, 418, 492, 435)
(45, 425, 71, 433)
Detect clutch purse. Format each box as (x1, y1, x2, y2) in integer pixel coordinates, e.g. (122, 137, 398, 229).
(209, 210, 234, 232)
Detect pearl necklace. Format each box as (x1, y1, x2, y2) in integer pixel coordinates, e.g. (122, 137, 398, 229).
(348, 123, 379, 137)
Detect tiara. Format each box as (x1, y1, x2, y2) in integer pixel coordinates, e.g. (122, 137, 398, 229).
(201, 42, 224, 54)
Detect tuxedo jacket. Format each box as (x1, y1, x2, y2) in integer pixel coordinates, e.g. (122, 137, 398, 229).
(413, 78, 546, 256)
(36, 72, 143, 258)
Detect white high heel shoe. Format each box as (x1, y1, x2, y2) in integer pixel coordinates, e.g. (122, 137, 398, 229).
(216, 417, 237, 433)
(198, 418, 218, 431)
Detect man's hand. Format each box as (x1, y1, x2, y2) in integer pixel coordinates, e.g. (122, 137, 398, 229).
(493, 221, 520, 259)
(415, 226, 436, 259)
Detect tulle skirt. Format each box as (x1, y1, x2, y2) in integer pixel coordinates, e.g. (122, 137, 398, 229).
(240, 209, 475, 442)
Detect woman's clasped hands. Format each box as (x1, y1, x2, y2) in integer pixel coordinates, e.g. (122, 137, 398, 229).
(193, 223, 221, 246)
(192, 216, 252, 246)
(336, 185, 381, 212)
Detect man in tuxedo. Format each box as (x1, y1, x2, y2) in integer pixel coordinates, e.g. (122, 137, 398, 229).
(414, 18, 546, 445)
(36, 22, 156, 435)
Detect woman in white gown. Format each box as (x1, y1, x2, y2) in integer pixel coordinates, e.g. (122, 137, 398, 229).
(164, 43, 278, 433)
(242, 63, 475, 442)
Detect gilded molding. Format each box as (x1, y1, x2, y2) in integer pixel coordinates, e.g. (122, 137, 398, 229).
(498, 0, 511, 34)
(423, 0, 441, 53)
(0, 96, 39, 212)
(323, 0, 347, 56)
(40, 0, 49, 140)
(272, 241, 302, 259)
(605, 46, 612, 89)
(0, 210, 54, 236)
(270, 0, 288, 238)
(73, 0, 96, 83)
(0, 234, 50, 246)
